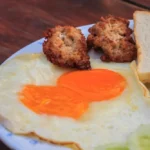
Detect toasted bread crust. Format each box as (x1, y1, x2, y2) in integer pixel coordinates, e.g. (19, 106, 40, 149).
(87, 15, 137, 62)
(43, 26, 91, 69)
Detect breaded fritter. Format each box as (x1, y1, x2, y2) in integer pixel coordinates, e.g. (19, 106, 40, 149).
(87, 15, 137, 62)
(43, 26, 91, 69)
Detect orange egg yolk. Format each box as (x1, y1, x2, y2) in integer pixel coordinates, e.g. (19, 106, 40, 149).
(57, 69, 126, 101)
(19, 69, 126, 119)
(19, 85, 89, 119)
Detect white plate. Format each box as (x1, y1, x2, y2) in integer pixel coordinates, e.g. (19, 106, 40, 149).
(0, 21, 134, 150)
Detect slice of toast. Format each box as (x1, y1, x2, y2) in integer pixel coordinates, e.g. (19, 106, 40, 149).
(133, 11, 150, 83)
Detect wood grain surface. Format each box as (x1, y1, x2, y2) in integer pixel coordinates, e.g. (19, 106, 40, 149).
(0, 0, 146, 149)
(123, 0, 150, 9)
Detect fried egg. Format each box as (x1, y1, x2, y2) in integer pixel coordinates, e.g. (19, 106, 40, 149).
(0, 53, 150, 150)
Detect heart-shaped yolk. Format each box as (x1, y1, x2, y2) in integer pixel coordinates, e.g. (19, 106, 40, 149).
(19, 69, 126, 119)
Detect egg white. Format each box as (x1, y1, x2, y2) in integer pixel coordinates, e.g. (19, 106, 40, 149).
(0, 53, 150, 150)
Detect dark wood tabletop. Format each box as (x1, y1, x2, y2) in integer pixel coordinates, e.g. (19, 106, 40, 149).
(0, 0, 149, 149)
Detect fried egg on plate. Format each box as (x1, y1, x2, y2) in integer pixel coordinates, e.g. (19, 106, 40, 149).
(0, 53, 150, 150)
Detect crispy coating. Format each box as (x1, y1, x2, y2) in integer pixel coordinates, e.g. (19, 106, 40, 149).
(87, 15, 137, 62)
(43, 26, 91, 69)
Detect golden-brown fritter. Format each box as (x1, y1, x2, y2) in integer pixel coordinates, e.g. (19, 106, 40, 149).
(87, 15, 137, 62)
(43, 26, 91, 69)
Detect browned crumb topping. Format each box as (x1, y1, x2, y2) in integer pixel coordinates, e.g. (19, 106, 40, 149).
(43, 26, 91, 69)
(87, 15, 137, 62)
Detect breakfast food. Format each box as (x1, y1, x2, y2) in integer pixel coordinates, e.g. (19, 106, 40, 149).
(1, 13, 150, 150)
(87, 15, 137, 62)
(0, 53, 150, 150)
(133, 11, 150, 83)
(20, 85, 89, 119)
(43, 26, 91, 69)
(20, 69, 126, 119)
(57, 69, 126, 101)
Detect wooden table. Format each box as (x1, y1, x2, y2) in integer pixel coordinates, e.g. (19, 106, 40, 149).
(0, 0, 148, 149)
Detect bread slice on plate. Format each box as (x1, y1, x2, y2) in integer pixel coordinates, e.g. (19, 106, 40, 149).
(133, 11, 150, 83)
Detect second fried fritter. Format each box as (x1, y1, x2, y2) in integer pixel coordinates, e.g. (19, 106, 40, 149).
(43, 26, 91, 69)
(87, 15, 137, 62)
